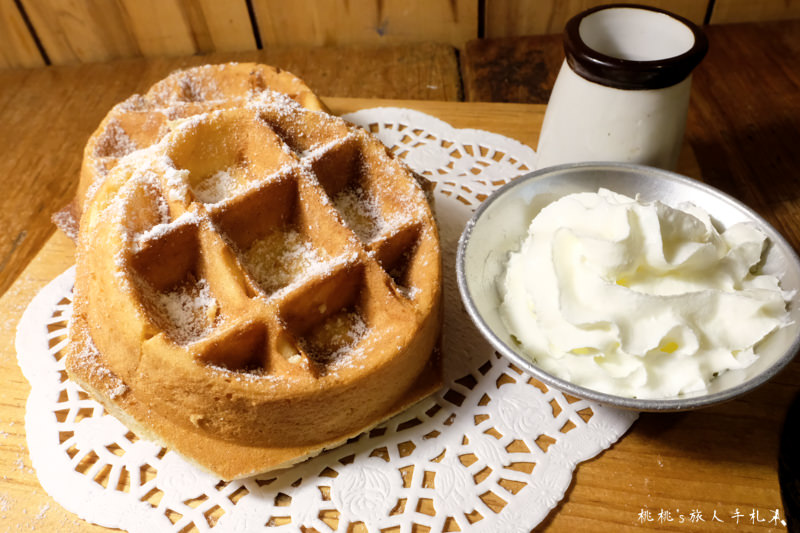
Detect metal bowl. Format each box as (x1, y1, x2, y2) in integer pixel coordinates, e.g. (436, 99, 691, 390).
(456, 162, 800, 411)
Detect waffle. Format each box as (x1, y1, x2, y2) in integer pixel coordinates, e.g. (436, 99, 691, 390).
(53, 63, 327, 239)
(65, 88, 442, 480)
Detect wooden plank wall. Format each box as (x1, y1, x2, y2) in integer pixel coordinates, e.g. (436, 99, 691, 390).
(483, 0, 708, 37)
(0, 0, 44, 67)
(711, 0, 800, 24)
(1, 0, 799, 69)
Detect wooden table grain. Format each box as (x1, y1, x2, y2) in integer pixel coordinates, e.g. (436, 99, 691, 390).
(1, 21, 799, 532)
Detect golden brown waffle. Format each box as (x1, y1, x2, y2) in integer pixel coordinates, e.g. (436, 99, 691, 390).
(65, 91, 442, 480)
(54, 63, 327, 239)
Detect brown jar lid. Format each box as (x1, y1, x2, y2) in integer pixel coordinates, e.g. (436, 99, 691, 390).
(564, 4, 708, 90)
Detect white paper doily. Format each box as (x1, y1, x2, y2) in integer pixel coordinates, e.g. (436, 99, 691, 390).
(16, 108, 638, 532)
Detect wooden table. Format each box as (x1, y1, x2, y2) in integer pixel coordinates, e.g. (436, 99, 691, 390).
(1, 21, 799, 532)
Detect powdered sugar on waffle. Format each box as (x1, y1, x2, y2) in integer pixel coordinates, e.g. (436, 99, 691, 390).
(298, 131, 358, 160)
(108, 167, 171, 237)
(206, 362, 285, 385)
(248, 89, 334, 126)
(243, 229, 330, 296)
(305, 310, 369, 370)
(161, 156, 190, 203)
(116, 93, 148, 113)
(265, 249, 361, 303)
(134, 211, 201, 251)
(93, 118, 137, 159)
(155, 278, 218, 345)
(68, 332, 128, 400)
(193, 168, 238, 204)
(333, 186, 386, 243)
(149, 68, 221, 105)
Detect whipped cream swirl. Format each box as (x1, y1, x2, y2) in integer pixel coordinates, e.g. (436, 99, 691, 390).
(500, 189, 791, 399)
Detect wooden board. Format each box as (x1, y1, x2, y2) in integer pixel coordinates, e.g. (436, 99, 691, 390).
(4, 0, 800, 70)
(0, 44, 460, 298)
(0, 96, 794, 532)
(11, 0, 474, 65)
(710, 0, 800, 24)
(684, 21, 800, 246)
(483, 0, 710, 37)
(18, 0, 256, 64)
(461, 33, 563, 104)
(20, 0, 140, 64)
(251, 0, 478, 49)
(0, 0, 44, 68)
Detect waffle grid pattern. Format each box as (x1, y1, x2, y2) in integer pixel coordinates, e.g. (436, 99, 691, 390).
(120, 104, 434, 378)
(68, 97, 443, 478)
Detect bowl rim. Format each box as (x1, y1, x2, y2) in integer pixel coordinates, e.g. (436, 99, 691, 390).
(455, 161, 800, 411)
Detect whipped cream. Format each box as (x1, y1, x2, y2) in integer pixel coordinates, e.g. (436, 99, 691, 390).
(500, 189, 791, 399)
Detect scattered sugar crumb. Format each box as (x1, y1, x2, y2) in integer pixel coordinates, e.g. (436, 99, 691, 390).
(401, 285, 420, 300)
(35, 504, 49, 521)
(0, 494, 11, 513)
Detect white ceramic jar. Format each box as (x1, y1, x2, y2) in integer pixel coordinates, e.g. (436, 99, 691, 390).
(535, 5, 708, 171)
